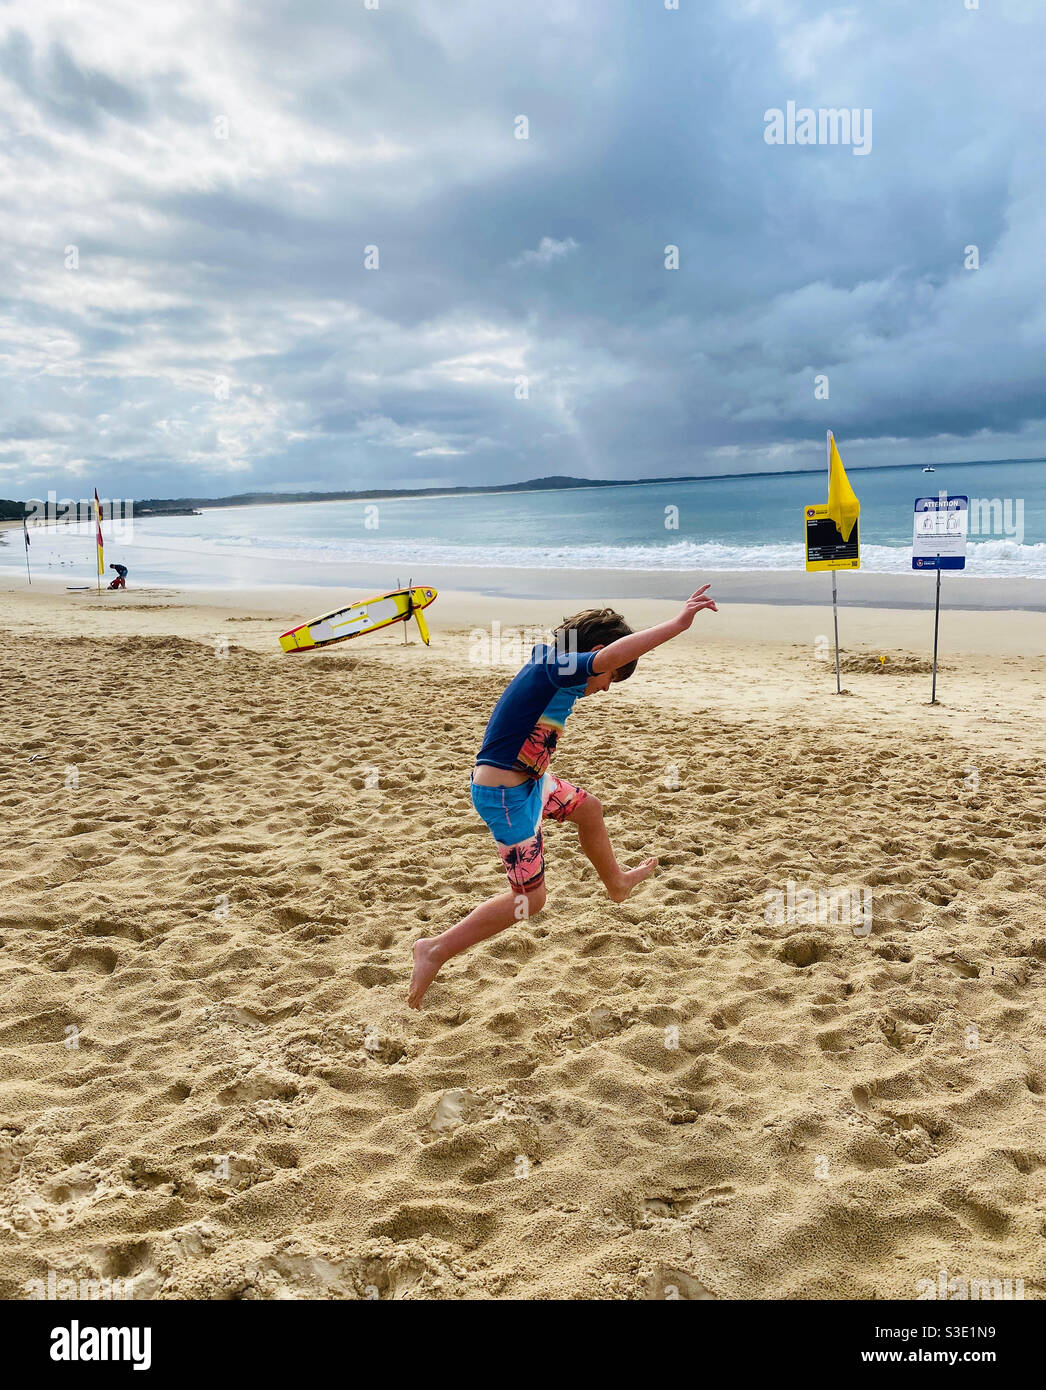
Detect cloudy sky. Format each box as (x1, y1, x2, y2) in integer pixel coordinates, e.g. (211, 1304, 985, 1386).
(2, 0, 1044, 499)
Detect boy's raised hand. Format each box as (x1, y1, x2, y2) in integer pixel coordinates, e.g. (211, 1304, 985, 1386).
(677, 585, 718, 628)
(591, 587, 719, 672)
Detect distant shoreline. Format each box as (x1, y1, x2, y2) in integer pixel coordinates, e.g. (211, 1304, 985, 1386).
(185, 454, 1042, 515)
(2, 455, 1043, 519)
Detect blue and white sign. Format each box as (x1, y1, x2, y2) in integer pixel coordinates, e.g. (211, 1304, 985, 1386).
(913, 494, 968, 571)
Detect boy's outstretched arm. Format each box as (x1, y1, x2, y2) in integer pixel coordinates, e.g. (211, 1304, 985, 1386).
(591, 586, 718, 673)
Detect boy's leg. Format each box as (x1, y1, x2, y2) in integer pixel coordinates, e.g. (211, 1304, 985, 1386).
(409, 827, 546, 1009)
(546, 777, 657, 903)
(409, 877, 545, 1008)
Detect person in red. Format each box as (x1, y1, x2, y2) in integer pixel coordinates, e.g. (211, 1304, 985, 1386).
(108, 563, 128, 589)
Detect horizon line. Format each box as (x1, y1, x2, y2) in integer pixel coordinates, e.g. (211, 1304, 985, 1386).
(3, 453, 1043, 512)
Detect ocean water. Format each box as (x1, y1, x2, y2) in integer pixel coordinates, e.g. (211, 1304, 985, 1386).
(4, 460, 1045, 588)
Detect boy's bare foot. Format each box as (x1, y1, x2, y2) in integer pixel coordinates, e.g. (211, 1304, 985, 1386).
(409, 938, 444, 1009)
(606, 856, 658, 903)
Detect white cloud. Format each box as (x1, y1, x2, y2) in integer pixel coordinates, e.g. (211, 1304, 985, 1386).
(512, 237, 580, 269)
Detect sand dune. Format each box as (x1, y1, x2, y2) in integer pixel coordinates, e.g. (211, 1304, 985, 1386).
(1, 583, 1044, 1299)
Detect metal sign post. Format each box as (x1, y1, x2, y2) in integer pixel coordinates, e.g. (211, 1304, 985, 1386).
(913, 494, 967, 705)
(805, 504, 859, 693)
(930, 561, 942, 704)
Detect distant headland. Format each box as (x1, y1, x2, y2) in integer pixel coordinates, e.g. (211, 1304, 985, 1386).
(0, 457, 1039, 522)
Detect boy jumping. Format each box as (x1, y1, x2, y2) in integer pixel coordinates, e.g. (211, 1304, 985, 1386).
(408, 587, 717, 1007)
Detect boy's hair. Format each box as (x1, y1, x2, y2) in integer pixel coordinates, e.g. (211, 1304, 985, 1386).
(554, 607, 637, 681)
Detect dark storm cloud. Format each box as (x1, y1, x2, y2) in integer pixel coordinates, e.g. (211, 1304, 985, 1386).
(1, 0, 1044, 498)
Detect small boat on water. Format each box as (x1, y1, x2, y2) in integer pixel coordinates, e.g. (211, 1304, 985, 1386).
(923, 465, 935, 473)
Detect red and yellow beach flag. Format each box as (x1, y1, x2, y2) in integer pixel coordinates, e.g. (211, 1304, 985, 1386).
(93, 488, 104, 589)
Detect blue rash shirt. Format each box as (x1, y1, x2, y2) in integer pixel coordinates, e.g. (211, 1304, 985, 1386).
(475, 643, 599, 779)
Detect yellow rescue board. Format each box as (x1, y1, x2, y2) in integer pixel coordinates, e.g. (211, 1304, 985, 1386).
(280, 586, 437, 653)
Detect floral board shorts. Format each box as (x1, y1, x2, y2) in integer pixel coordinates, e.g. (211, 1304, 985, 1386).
(470, 771, 588, 893)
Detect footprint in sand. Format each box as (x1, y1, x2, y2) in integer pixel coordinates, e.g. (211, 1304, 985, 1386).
(55, 945, 118, 975)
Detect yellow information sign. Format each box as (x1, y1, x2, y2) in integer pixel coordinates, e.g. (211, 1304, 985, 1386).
(804, 503, 860, 572)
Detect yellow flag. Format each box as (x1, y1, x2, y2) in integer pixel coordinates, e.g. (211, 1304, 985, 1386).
(826, 431, 859, 542)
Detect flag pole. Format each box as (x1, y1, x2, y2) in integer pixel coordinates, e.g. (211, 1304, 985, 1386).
(23, 519, 32, 585)
(94, 487, 103, 594)
(827, 430, 842, 693)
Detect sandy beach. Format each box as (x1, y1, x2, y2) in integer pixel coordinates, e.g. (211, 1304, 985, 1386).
(1, 572, 1044, 1300)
